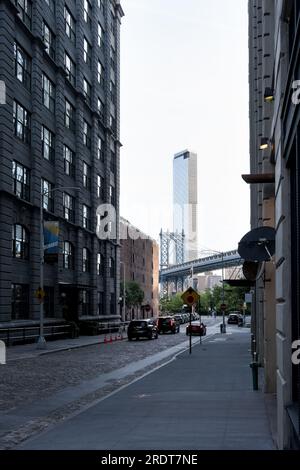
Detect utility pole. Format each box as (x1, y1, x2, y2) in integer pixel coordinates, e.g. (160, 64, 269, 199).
(120, 262, 126, 322)
(37, 186, 80, 349)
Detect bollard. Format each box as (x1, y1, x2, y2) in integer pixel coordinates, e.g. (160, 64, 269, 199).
(250, 362, 258, 390)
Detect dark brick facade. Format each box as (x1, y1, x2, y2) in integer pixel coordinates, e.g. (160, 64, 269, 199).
(0, 0, 124, 325)
(120, 218, 159, 321)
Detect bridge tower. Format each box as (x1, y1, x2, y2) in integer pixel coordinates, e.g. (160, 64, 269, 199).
(159, 230, 185, 296)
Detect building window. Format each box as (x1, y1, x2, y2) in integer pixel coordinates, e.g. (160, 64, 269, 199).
(13, 101, 30, 144)
(98, 0, 104, 13)
(81, 290, 90, 316)
(42, 21, 55, 60)
(110, 115, 116, 133)
(83, 120, 91, 148)
(45, 0, 55, 12)
(64, 53, 76, 86)
(41, 179, 54, 212)
(110, 81, 116, 104)
(97, 253, 104, 276)
(109, 257, 115, 278)
(64, 145, 75, 177)
(97, 98, 105, 120)
(82, 248, 90, 272)
(64, 98, 75, 131)
(97, 175, 104, 198)
(83, 38, 92, 67)
(82, 204, 90, 230)
(14, 43, 31, 90)
(83, 0, 92, 26)
(64, 5, 75, 42)
(98, 23, 104, 48)
(98, 291, 104, 316)
(110, 185, 115, 205)
(41, 125, 55, 162)
(15, 0, 32, 30)
(11, 284, 29, 320)
(12, 161, 30, 201)
(110, 11, 115, 35)
(110, 46, 115, 70)
(110, 149, 116, 173)
(97, 136, 104, 160)
(63, 241, 74, 269)
(97, 61, 104, 86)
(42, 74, 55, 112)
(83, 78, 91, 105)
(83, 162, 91, 189)
(12, 224, 29, 259)
(63, 193, 75, 223)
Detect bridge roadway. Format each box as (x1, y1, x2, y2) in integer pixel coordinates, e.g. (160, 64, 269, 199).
(159, 250, 243, 283)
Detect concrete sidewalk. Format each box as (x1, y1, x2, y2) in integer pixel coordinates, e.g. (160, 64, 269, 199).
(18, 329, 277, 450)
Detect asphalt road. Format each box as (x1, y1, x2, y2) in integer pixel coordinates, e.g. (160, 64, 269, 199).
(18, 328, 275, 450)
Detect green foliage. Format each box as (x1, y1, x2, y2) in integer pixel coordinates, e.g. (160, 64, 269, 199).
(199, 284, 250, 314)
(120, 281, 144, 308)
(159, 293, 184, 313)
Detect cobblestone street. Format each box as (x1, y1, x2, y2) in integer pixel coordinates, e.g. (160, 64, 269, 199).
(1, 332, 192, 412)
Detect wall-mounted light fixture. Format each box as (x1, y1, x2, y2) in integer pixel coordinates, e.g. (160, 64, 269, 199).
(259, 137, 270, 150)
(264, 87, 274, 103)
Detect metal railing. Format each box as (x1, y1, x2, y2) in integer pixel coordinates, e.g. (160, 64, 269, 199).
(0, 323, 73, 347)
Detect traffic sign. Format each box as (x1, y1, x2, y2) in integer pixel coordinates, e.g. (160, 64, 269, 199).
(181, 287, 200, 306)
(35, 288, 45, 302)
(220, 303, 227, 310)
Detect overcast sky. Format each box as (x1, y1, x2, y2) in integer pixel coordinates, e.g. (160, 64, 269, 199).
(120, 0, 250, 255)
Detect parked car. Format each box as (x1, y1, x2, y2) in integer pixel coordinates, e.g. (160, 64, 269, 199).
(157, 316, 180, 334)
(186, 321, 207, 336)
(173, 314, 184, 324)
(227, 313, 243, 326)
(127, 319, 158, 341)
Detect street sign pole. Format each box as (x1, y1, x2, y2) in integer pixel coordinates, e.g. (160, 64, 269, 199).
(189, 308, 192, 355)
(198, 298, 202, 345)
(181, 287, 200, 355)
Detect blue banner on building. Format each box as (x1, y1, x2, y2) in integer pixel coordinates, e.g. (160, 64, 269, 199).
(44, 221, 59, 262)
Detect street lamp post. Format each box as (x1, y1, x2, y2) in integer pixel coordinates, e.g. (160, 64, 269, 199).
(120, 261, 126, 323)
(36, 186, 80, 349)
(221, 251, 226, 333)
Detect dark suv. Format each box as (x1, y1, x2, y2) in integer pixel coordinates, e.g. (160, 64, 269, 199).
(157, 316, 180, 334)
(127, 319, 158, 341)
(227, 313, 243, 326)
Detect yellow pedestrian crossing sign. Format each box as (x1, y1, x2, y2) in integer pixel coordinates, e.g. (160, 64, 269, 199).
(35, 288, 45, 302)
(181, 287, 200, 306)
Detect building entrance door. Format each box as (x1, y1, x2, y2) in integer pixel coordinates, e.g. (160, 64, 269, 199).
(59, 285, 79, 322)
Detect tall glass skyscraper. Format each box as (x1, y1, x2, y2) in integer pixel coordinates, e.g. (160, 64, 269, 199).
(173, 150, 198, 261)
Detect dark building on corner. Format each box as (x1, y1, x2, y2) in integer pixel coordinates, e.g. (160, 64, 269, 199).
(0, 0, 124, 332)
